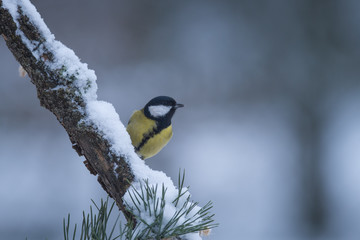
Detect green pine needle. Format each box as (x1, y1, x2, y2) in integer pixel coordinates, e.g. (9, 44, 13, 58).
(63, 197, 121, 240)
(63, 170, 218, 240)
(124, 170, 218, 239)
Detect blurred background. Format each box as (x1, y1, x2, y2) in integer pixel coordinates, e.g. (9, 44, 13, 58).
(1, 0, 360, 239)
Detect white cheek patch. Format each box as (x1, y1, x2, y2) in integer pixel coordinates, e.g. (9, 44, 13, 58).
(149, 105, 172, 117)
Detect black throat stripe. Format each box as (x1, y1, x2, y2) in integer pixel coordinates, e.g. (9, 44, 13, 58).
(135, 111, 172, 154)
(135, 126, 161, 152)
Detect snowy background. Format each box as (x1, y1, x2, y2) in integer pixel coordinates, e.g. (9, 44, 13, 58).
(1, 0, 360, 239)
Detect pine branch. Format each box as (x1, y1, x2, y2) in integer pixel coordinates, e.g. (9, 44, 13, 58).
(123, 171, 218, 239)
(64, 174, 218, 240)
(64, 198, 122, 240)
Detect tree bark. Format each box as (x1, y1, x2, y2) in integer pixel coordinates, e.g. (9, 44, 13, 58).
(0, 0, 134, 220)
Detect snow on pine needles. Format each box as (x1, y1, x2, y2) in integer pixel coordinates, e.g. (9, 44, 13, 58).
(2, 0, 216, 238)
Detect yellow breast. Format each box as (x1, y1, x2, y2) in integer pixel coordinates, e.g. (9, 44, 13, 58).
(126, 109, 173, 159)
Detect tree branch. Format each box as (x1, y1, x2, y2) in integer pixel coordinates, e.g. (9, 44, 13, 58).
(0, 0, 134, 219)
(1, 1, 216, 239)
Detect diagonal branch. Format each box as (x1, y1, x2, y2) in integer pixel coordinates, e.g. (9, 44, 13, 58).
(0, 0, 134, 219)
(1, 1, 216, 239)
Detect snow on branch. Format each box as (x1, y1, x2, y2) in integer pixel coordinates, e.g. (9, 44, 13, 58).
(0, 0, 134, 218)
(0, 0, 216, 239)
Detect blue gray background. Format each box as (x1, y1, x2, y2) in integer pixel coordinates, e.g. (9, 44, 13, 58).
(1, 0, 360, 239)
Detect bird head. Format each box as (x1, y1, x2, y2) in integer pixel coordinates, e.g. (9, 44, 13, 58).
(144, 96, 184, 122)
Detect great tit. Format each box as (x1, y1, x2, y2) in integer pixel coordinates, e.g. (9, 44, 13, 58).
(126, 96, 184, 160)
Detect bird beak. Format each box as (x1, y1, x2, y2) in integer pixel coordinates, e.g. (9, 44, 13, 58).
(174, 103, 184, 109)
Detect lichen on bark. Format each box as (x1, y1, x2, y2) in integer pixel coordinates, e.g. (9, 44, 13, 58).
(0, 0, 134, 218)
